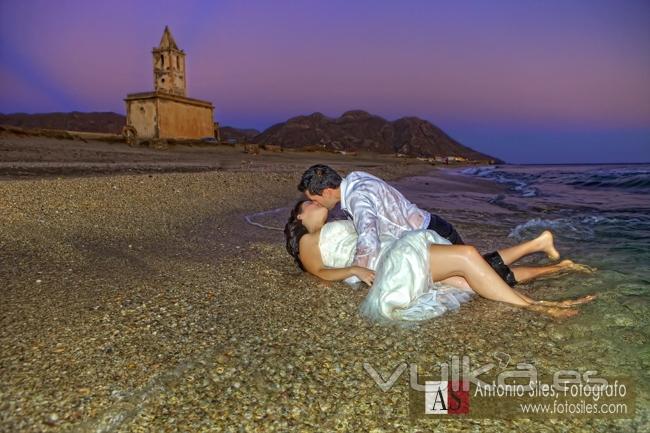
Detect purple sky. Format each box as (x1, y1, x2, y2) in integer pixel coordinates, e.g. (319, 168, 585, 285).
(1, 0, 648, 163)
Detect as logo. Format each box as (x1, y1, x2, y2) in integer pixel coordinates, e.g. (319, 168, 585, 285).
(424, 381, 469, 415)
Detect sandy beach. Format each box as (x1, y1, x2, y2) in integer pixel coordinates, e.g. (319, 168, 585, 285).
(1, 135, 645, 432)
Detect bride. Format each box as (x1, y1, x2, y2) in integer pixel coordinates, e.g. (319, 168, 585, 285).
(284, 199, 596, 321)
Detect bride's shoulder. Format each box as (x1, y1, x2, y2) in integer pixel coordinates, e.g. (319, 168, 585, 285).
(299, 231, 319, 250)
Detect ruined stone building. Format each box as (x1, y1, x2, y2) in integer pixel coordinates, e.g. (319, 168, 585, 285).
(124, 26, 216, 141)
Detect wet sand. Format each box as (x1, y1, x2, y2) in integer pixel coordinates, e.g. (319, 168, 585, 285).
(0, 134, 645, 431)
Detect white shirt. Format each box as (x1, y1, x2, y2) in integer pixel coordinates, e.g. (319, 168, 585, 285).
(340, 171, 431, 283)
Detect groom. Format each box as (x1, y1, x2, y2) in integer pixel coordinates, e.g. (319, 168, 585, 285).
(298, 164, 516, 285)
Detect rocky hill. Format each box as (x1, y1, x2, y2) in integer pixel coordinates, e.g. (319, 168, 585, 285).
(254, 110, 498, 161)
(219, 126, 260, 143)
(0, 112, 126, 134)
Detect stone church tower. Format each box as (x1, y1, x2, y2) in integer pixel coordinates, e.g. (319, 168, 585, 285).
(152, 26, 186, 97)
(124, 26, 216, 141)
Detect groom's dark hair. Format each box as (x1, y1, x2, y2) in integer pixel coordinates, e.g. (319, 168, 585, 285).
(298, 164, 342, 195)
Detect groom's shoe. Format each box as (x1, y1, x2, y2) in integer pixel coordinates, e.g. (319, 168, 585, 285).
(482, 251, 517, 287)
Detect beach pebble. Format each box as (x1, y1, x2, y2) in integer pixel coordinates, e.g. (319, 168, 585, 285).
(43, 413, 59, 426)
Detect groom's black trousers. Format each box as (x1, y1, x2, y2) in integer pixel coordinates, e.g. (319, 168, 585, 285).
(427, 213, 517, 287)
(427, 213, 465, 245)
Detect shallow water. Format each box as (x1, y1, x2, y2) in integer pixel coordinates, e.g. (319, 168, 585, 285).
(447, 164, 650, 399)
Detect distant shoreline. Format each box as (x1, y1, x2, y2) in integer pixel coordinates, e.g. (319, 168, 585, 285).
(501, 162, 650, 166)
(0, 126, 491, 181)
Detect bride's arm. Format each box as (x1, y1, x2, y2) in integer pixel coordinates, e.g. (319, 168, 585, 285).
(314, 266, 372, 284)
(299, 235, 375, 285)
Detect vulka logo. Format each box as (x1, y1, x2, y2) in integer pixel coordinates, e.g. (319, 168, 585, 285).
(363, 355, 612, 393)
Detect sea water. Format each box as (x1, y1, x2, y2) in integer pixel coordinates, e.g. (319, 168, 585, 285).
(455, 163, 650, 400)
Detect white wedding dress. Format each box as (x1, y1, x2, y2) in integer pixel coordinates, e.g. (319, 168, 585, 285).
(319, 220, 473, 322)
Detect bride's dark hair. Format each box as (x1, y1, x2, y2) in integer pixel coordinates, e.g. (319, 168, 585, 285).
(284, 199, 308, 270)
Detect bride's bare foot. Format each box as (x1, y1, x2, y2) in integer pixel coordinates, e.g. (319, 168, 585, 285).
(538, 230, 560, 260)
(566, 261, 598, 273)
(526, 303, 580, 318)
(545, 306, 580, 319)
(533, 293, 598, 308)
(557, 293, 598, 307)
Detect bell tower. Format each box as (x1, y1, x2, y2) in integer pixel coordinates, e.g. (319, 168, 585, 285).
(152, 26, 186, 96)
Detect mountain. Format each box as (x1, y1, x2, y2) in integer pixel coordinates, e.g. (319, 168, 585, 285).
(254, 110, 498, 161)
(219, 126, 260, 143)
(0, 111, 126, 134)
(0, 112, 258, 143)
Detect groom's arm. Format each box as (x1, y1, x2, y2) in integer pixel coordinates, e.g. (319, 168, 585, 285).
(348, 193, 381, 270)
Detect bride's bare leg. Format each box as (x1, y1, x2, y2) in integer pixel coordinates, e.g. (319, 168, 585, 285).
(440, 276, 472, 291)
(512, 259, 577, 283)
(428, 244, 535, 306)
(427, 245, 590, 318)
(497, 230, 560, 265)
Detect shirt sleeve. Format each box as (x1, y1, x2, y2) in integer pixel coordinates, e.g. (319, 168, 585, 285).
(348, 190, 381, 270)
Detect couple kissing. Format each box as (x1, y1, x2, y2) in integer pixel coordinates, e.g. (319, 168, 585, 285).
(284, 164, 596, 322)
